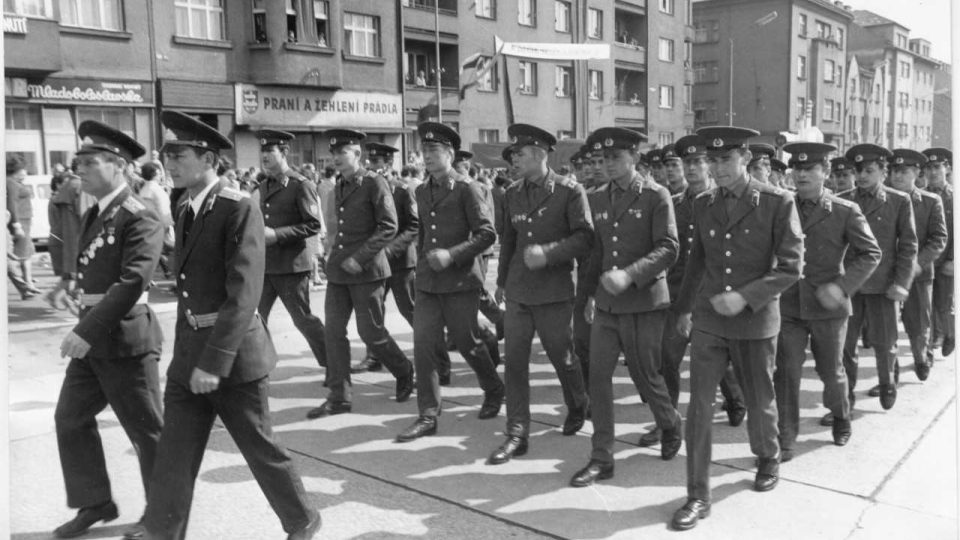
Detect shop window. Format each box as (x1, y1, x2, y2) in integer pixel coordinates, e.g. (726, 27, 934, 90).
(344, 12, 380, 57)
(313, 0, 328, 46)
(4, 0, 53, 17)
(5, 105, 42, 130)
(77, 107, 135, 138)
(557, 130, 574, 141)
(252, 0, 267, 42)
(59, 0, 123, 30)
(285, 0, 297, 42)
(174, 0, 224, 41)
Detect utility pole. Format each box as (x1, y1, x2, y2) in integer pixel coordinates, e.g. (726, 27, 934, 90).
(434, 2, 442, 122)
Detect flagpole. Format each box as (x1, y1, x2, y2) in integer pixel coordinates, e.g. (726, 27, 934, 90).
(434, 2, 442, 123)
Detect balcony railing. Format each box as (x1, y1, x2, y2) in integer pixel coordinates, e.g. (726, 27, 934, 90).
(402, 0, 457, 15)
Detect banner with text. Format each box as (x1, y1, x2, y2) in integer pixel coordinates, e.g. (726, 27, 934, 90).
(25, 78, 153, 106)
(235, 84, 403, 129)
(495, 36, 610, 60)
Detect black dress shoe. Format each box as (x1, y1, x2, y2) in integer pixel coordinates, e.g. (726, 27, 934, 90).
(661, 421, 683, 460)
(396, 416, 438, 442)
(915, 359, 931, 381)
(754, 458, 779, 492)
(121, 516, 145, 539)
(54, 501, 119, 538)
(867, 384, 882, 397)
(306, 400, 352, 419)
(350, 356, 383, 373)
(820, 412, 835, 426)
(569, 460, 614, 487)
(638, 427, 661, 447)
(478, 388, 504, 419)
(832, 417, 852, 446)
(562, 404, 588, 436)
(671, 498, 710, 531)
(879, 384, 897, 410)
(487, 436, 528, 465)
(438, 371, 451, 386)
(943, 336, 955, 357)
(722, 402, 746, 427)
(287, 509, 322, 540)
(395, 371, 415, 403)
(780, 448, 794, 463)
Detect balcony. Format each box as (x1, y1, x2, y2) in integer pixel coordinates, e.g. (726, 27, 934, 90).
(613, 42, 646, 69)
(405, 86, 460, 113)
(684, 68, 695, 85)
(615, 0, 646, 15)
(614, 101, 647, 129)
(4, 16, 62, 75)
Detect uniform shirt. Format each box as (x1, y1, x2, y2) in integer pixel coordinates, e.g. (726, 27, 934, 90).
(902, 187, 947, 282)
(838, 185, 918, 294)
(252, 166, 324, 274)
(415, 170, 496, 294)
(780, 191, 881, 320)
(583, 173, 678, 314)
(497, 169, 594, 305)
(675, 176, 803, 340)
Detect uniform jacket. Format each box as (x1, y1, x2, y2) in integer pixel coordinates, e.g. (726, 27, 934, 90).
(497, 169, 594, 305)
(415, 171, 496, 294)
(171, 179, 276, 386)
(838, 186, 918, 294)
(252, 167, 323, 274)
(780, 192, 881, 320)
(583, 173, 678, 314)
(384, 176, 419, 271)
(675, 176, 804, 340)
(48, 177, 84, 277)
(903, 187, 947, 282)
(668, 186, 701, 299)
(929, 184, 953, 267)
(73, 186, 164, 358)
(326, 168, 398, 285)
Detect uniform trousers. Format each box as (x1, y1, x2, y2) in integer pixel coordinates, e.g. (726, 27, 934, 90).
(504, 299, 588, 438)
(369, 268, 451, 367)
(143, 377, 312, 540)
(589, 309, 681, 464)
(55, 351, 163, 508)
(259, 272, 327, 367)
(931, 270, 954, 349)
(686, 329, 779, 502)
(324, 280, 412, 402)
(413, 289, 504, 417)
(661, 309, 745, 410)
(901, 280, 934, 364)
(572, 285, 592, 387)
(477, 255, 504, 328)
(774, 316, 850, 450)
(843, 293, 898, 391)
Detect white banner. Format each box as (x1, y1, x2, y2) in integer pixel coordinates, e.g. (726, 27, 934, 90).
(495, 36, 610, 60)
(235, 84, 403, 129)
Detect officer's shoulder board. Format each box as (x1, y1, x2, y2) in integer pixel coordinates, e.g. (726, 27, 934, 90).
(553, 173, 579, 189)
(284, 169, 307, 182)
(218, 187, 250, 201)
(506, 179, 525, 194)
(826, 194, 856, 210)
(917, 188, 940, 204)
(121, 197, 146, 214)
(671, 190, 686, 205)
(836, 187, 856, 200)
(694, 188, 717, 202)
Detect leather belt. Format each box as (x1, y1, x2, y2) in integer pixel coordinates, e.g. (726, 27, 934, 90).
(80, 291, 150, 307)
(185, 309, 219, 330)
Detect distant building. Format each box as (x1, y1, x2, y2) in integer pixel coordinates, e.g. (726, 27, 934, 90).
(843, 51, 889, 147)
(931, 62, 952, 150)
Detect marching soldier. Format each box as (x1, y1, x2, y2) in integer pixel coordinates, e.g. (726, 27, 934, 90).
(572, 138, 605, 389)
(570, 147, 590, 186)
(769, 158, 789, 189)
(922, 148, 954, 357)
(661, 144, 687, 195)
(747, 143, 775, 184)
(646, 148, 666, 187)
(252, 130, 328, 376)
(453, 149, 474, 177)
(395, 122, 505, 442)
(144, 111, 320, 540)
(773, 142, 880, 462)
(570, 127, 683, 488)
(828, 157, 856, 193)
(48, 121, 165, 539)
(308, 129, 415, 418)
(488, 123, 592, 465)
(671, 126, 803, 531)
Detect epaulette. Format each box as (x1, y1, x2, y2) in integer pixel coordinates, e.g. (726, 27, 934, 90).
(826, 195, 856, 209)
(122, 197, 146, 213)
(284, 169, 307, 182)
(506, 180, 525, 193)
(836, 188, 856, 199)
(219, 187, 249, 201)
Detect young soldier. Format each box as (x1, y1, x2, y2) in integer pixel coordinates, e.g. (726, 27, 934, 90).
(747, 143, 775, 184)
(922, 148, 954, 357)
(828, 157, 856, 193)
(661, 144, 687, 195)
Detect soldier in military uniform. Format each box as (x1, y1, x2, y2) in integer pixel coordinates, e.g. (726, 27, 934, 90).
(144, 111, 320, 540)
(646, 148, 666, 187)
(773, 142, 881, 462)
(885, 149, 946, 383)
(661, 144, 687, 195)
(572, 139, 605, 389)
(671, 127, 803, 531)
(488, 124, 592, 465)
(570, 148, 589, 186)
(769, 158, 789, 189)
(922, 148, 954, 357)
(395, 123, 506, 442)
(833, 144, 917, 416)
(828, 157, 856, 193)
(251, 130, 328, 377)
(308, 129, 415, 418)
(453, 149, 474, 177)
(747, 143, 775, 184)
(570, 127, 683, 488)
(48, 121, 165, 539)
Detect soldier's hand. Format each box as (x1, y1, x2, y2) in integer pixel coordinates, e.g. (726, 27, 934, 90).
(264, 227, 278, 246)
(584, 297, 596, 324)
(942, 261, 954, 276)
(60, 331, 92, 359)
(426, 249, 453, 271)
(710, 291, 748, 317)
(815, 282, 847, 311)
(523, 244, 548, 270)
(885, 283, 909, 302)
(676, 312, 693, 338)
(189, 367, 220, 394)
(494, 286, 506, 305)
(341, 257, 363, 275)
(600, 269, 632, 296)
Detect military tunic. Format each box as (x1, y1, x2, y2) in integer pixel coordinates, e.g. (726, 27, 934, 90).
(929, 184, 954, 349)
(900, 188, 947, 366)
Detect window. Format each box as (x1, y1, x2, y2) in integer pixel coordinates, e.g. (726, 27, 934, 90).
(4, 105, 42, 130)
(684, 85, 692, 111)
(659, 0, 673, 15)
(824, 59, 835, 82)
(693, 19, 719, 43)
(836, 28, 843, 47)
(587, 8, 602, 39)
(554, 1, 570, 32)
(658, 132, 674, 147)
(833, 101, 841, 121)
(798, 13, 807, 36)
(344, 12, 380, 57)
(77, 107, 135, 137)
(658, 38, 674, 62)
(693, 100, 718, 123)
(477, 56, 497, 91)
(658, 85, 674, 108)
(285, 0, 297, 42)
(518, 0, 535, 26)
(693, 61, 719, 83)
(555, 65, 572, 97)
(836, 65, 842, 84)
(519, 61, 537, 94)
(589, 70, 603, 100)
(475, 0, 495, 18)
(405, 52, 429, 85)
(900, 61, 910, 78)
(815, 20, 830, 39)
(896, 33, 908, 48)
(796, 97, 806, 120)
(4, 0, 52, 17)
(479, 129, 499, 143)
(174, 0, 224, 40)
(873, 118, 880, 136)
(253, 0, 267, 42)
(899, 92, 909, 107)
(60, 0, 122, 30)
(823, 99, 833, 121)
(797, 55, 807, 79)
(313, 1, 329, 46)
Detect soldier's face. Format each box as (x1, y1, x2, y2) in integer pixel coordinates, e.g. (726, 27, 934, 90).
(515, 146, 545, 178)
(748, 162, 769, 182)
(651, 163, 665, 183)
(260, 145, 285, 170)
(793, 163, 826, 199)
(924, 162, 948, 187)
(164, 147, 212, 190)
(369, 156, 389, 172)
(76, 153, 122, 198)
(890, 165, 918, 192)
(421, 143, 453, 174)
(589, 156, 607, 184)
(834, 170, 856, 191)
(855, 161, 885, 190)
(708, 149, 748, 188)
(603, 148, 636, 181)
(332, 146, 361, 172)
(453, 161, 470, 175)
(683, 156, 710, 185)
(663, 159, 684, 184)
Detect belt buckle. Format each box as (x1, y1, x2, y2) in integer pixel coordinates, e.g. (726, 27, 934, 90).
(186, 310, 199, 330)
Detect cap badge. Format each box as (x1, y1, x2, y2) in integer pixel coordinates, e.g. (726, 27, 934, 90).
(895, 157, 904, 164)
(798, 153, 807, 161)
(687, 146, 697, 154)
(511, 136, 518, 143)
(604, 138, 614, 147)
(713, 138, 724, 147)
(424, 132, 434, 140)
(593, 142, 602, 150)
(260, 138, 267, 145)
(330, 137, 337, 145)
(855, 154, 864, 162)
(930, 155, 939, 161)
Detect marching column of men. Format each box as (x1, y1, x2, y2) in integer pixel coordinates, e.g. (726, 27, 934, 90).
(47, 109, 953, 537)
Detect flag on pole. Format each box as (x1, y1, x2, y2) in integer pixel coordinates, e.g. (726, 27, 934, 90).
(459, 52, 500, 100)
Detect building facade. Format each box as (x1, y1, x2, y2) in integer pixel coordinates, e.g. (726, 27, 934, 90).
(932, 63, 952, 149)
(843, 51, 889, 147)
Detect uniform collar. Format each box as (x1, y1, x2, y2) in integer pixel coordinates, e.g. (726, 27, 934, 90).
(188, 179, 218, 216)
(721, 174, 749, 199)
(269, 166, 291, 186)
(96, 182, 127, 211)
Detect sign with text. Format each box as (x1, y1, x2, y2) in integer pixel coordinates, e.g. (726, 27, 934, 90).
(4, 16, 28, 34)
(25, 78, 154, 105)
(495, 36, 610, 60)
(235, 84, 403, 129)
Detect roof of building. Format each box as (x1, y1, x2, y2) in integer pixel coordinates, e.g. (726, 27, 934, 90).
(853, 9, 908, 31)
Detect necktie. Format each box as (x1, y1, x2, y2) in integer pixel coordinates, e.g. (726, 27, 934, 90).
(83, 204, 100, 234)
(798, 199, 816, 222)
(723, 188, 738, 216)
(183, 205, 196, 238)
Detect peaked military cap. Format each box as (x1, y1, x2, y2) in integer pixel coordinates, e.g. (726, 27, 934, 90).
(661, 143, 681, 162)
(697, 126, 760, 152)
(160, 111, 233, 153)
(418, 122, 460, 149)
(365, 142, 398, 158)
(501, 145, 516, 163)
(570, 148, 585, 165)
(770, 158, 787, 173)
(845, 143, 892, 164)
(77, 120, 146, 162)
(585, 132, 605, 153)
(922, 147, 952, 166)
(645, 147, 662, 164)
(748, 143, 776, 165)
(454, 150, 474, 163)
(675, 135, 707, 159)
(782, 141, 836, 167)
(326, 129, 366, 149)
(830, 157, 854, 173)
(256, 129, 295, 148)
(589, 127, 646, 152)
(891, 148, 927, 168)
(507, 123, 557, 152)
